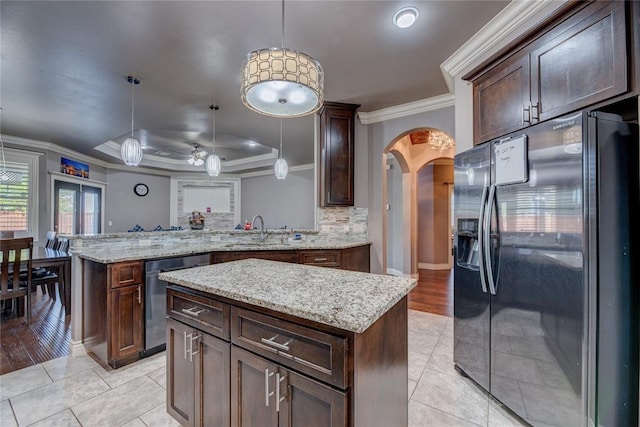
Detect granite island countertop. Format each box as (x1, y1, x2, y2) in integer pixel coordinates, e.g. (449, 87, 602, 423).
(77, 240, 371, 263)
(159, 258, 416, 333)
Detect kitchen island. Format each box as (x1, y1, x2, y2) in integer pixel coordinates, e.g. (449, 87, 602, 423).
(160, 258, 416, 427)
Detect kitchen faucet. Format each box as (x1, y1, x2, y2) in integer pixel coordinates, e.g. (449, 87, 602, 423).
(251, 215, 265, 242)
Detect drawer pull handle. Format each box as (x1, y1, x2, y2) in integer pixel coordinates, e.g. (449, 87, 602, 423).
(183, 331, 188, 360)
(265, 369, 275, 407)
(314, 257, 328, 262)
(181, 306, 206, 317)
(261, 335, 292, 352)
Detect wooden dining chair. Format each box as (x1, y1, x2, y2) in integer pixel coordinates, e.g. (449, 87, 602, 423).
(45, 231, 58, 249)
(55, 237, 69, 253)
(1, 237, 33, 324)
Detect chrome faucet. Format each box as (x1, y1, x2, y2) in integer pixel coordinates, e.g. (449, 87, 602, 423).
(251, 215, 265, 242)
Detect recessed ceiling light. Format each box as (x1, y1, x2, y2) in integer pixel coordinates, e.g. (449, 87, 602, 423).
(393, 7, 419, 28)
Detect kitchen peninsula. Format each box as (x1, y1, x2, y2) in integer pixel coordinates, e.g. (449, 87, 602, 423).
(159, 258, 416, 426)
(71, 229, 371, 368)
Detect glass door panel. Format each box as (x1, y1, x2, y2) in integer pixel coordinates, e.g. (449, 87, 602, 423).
(54, 180, 102, 235)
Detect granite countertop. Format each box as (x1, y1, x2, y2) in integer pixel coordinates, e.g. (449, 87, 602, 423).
(159, 258, 416, 333)
(78, 240, 371, 263)
(63, 229, 318, 240)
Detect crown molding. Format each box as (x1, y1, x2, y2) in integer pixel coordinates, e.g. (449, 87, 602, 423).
(440, 0, 566, 92)
(239, 163, 314, 179)
(3, 134, 113, 168)
(358, 93, 455, 125)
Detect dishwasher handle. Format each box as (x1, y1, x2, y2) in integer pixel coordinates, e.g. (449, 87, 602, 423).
(159, 265, 189, 273)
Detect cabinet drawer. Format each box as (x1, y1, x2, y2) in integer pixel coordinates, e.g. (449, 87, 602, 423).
(299, 251, 341, 267)
(168, 288, 230, 340)
(109, 261, 143, 289)
(231, 307, 347, 389)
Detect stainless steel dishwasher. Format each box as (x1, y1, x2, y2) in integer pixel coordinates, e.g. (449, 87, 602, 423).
(143, 254, 210, 356)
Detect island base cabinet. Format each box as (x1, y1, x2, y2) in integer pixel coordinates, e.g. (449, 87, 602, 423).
(167, 318, 230, 427)
(231, 346, 346, 427)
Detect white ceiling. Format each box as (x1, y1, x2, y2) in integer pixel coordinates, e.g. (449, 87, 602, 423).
(1, 1, 508, 173)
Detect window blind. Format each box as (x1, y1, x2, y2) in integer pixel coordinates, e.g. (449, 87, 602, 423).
(0, 161, 30, 232)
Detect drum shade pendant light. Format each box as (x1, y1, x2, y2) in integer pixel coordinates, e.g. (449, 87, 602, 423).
(206, 105, 221, 177)
(0, 108, 23, 183)
(121, 76, 143, 167)
(274, 119, 288, 179)
(241, 0, 324, 118)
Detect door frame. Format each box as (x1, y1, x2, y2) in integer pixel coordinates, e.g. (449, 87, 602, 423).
(49, 171, 107, 234)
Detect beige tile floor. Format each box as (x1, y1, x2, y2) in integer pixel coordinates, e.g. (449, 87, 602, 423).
(0, 310, 527, 426)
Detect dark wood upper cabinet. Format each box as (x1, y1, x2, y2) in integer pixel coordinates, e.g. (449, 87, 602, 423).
(319, 102, 359, 207)
(467, 1, 631, 145)
(474, 53, 531, 143)
(530, 0, 627, 122)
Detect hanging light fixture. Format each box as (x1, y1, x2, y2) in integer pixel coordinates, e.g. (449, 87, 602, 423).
(121, 76, 143, 167)
(206, 105, 221, 176)
(188, 143, 207, 166)
(274, 119, 288, 179)
(428, 130, 455, 152)
(240, 0, 324, 118)
(0, 108, 23, 184)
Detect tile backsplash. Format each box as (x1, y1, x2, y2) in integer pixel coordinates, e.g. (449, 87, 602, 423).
(316, 207, 367, 241)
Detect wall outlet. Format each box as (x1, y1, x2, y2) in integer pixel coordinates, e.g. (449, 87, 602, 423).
(108, 221, 113, 226)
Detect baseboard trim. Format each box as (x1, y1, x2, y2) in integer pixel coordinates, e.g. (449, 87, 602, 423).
(69, 340, 87, 357)
(418, 262, 451, 270)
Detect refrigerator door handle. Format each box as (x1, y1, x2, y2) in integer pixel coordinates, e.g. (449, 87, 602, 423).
(484, 184, 497, 295)
(477, 186, 489, 293)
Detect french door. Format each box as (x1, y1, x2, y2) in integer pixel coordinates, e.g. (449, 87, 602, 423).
(53, 180, 102, 235)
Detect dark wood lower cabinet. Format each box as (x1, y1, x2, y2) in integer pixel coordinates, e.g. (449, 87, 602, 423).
(167, 318, 230, 427)
(167, 286, 408, 427)
(231, 346, 346, 427)
(109, 284, 144, 362)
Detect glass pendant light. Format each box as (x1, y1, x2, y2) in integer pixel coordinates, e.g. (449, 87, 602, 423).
(240, 0, 323, 118)
(121, 76, 143, 166)
(0, 108, 23, 183)
(206, 105, 221, 177)
(274, 119, 288, 179)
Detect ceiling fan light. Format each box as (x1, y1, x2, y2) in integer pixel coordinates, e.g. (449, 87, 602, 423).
(121, 137, 143, 166)
(241, 48, 323, 118)
(274, 157, 288, 180)
(194, 158, 204, 166)
(206, 154, 221, 177)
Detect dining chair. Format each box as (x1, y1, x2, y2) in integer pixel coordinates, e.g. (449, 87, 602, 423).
(55, 237, 69, 253)
(44, 231, 58, 249)
(1, 237, 33, 323)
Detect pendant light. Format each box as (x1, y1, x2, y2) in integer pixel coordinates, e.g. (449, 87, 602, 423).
(0, 108, 23, 183)
(121, 76, 143, 167)
(206, 105, 221, 177)
(240, 0, 323, 118)
(274, 119, 288, 179)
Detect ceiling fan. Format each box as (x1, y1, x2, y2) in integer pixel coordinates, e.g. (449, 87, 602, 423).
(187, 143, 207, 166)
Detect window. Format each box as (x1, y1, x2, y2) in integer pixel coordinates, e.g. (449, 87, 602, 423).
(0, 148, 40, 237)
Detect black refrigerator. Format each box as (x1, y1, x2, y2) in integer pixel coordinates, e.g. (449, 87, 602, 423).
(453, 111, 638, 426)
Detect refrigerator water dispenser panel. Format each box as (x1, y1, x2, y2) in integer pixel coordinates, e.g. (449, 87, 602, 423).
(456, 218, 480, 269)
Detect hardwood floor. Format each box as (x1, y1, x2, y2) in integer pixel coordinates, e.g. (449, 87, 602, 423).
(408, 268, 453, 317)
(0, 289, 70, 375)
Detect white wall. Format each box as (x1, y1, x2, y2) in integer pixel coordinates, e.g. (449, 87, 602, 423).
(105, 170, 171, 232)
(364, 106, 455, 274)
(240, 168, 314, 230)
(386, 156, 403, 274)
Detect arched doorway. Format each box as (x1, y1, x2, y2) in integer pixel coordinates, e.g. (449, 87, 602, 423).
(382, 128, 454, 278)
